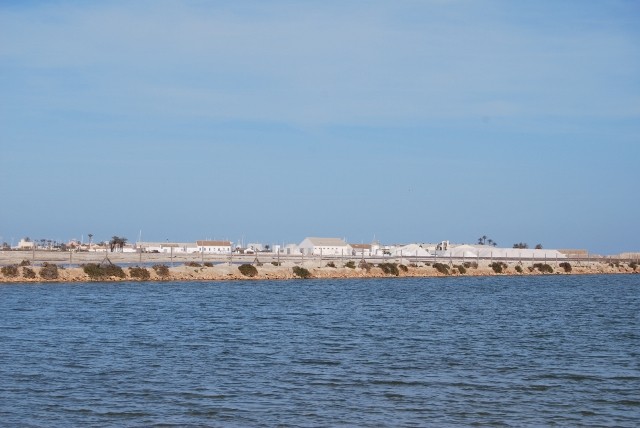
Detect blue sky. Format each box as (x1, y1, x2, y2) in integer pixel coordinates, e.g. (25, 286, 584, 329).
(1, 0, 638, 254)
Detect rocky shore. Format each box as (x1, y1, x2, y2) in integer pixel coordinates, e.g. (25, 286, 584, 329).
(0, 253, 637, 283)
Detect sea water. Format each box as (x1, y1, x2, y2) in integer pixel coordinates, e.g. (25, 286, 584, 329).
(1, 275, 639, 427)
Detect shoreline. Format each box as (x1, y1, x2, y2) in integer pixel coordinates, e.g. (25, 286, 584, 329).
(1, 256, 637, 284)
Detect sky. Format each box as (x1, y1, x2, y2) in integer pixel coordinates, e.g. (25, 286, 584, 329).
(1, 0, 639, 254)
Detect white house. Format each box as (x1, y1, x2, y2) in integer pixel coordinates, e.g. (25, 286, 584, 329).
(298, 237, 351, 256)
(138, 242, 196, 253)
(16, 238, 35, 250)
(196, 240, 232, 254)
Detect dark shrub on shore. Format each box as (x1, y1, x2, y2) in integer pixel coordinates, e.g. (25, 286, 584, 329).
(378, 263, 400, 276)
(433, 263, 450, 275)
(152, 264, 170, 278)
(559, 262, 572, 273)
(292, 266, 312, 278)
(22, 267, 36, 279)
(490, 262, 508, 274)
(344, 261, 356, 269)
(19, 259, 31, 267)
(515, 265, 523, 273)
(271, 261, 281, 266)
(129, 266, 151, 280)
(454, 265, 467, 275)
(83, 263, 126, 279)
(204, 262, 213, 267)
(185, 262, 201, 267)
(1, 265, 19, 277)
(630, 262, 638, 271)
(39, 263, 59, 280)
(326, 262, 336, 268)
(238, 264, 258, 277)
(533, 263, 554, 274)
(399, 264, 409, 273)
(463, 262, 478, 269)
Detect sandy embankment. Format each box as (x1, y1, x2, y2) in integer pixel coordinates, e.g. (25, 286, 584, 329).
(0, 251, 637, 283)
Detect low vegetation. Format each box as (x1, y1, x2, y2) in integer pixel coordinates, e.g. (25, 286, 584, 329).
(152, 264, 170, 278)
(204, 262, 213, 267)
(344, 261, 356, 269)
(19, 259, 31, 267)
(326, 261, 336, 268)
(39, 263, 59, 280)
(433, 263, 450, 275)
(1, 265, 19, 278)
(128, 266, 151, 280)
(238, 264, 258, 277)
(399, 264, 409, 273)
(490, 262, 508, 274)
(454, 265, 467, 275)
(292, 266, 312, 278)
(515, 265, 523, 274)
(378, 263, 400, 276)
(559, 262, 572, 273)
(532, 263, 554, 274)
(22, 267, 36, 279)
(82, 263, 126, 279)
(185, 262, 201, 267)
(271, 261, 281, 266)
(463, 262, 478, 269)
(630, 262, 638, 271)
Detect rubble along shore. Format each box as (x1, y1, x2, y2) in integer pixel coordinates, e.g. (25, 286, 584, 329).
(1, 259, 637, 283)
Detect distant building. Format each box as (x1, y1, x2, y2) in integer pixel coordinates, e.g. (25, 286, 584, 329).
(350, 243, 373, 256)
(299, 237, 350, 256)
(16, 238, 34, 250)
(196, 240, 232, 254)
(138, 242, 197, 253)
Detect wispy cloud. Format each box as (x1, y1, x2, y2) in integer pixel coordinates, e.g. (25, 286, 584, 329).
(2, 0, 638, 127)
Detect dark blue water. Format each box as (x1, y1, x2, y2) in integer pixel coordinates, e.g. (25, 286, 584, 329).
(1, 275, 639, 427)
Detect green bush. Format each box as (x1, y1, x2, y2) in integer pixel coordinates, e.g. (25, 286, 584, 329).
(271, 261, 281, 266)
(326, 261, 336, 268)
(22, 267, 36, 279)
(19, 259, 31, 267)
(204, 262, 213, 267)
(238, 264, 258, 277)
(185, 262, 201, 267)
(152, 264, 170, 277)
(515, 265, 523, 273)
(83, 263, 126, 279)
(433, 263, 450, 275)
(399, 264, 409, 273)
(559, 262, 572, 273)
(1, 265, 19, 277)
(39, 263, 59, 280)
(292, 266, 312, 278)
(344, 261, 356, 269)
(533, 263, 554, 274)
(490, 262, 508, 274)
(463, 262, 478, 269)
(129, 266, 150, 280)
(630, 262, 638, 271)
(455, 265, 467, 275)
(378, 263, 400, 276)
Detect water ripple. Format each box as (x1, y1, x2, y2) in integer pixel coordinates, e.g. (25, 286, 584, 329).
(1, 275, 639, 426)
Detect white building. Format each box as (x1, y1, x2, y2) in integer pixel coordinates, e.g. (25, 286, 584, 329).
(138, 242, 197, 253)
(298, 237, 351, 256)
(16, 238, 35, 250)
(196, 240, 232, 254)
